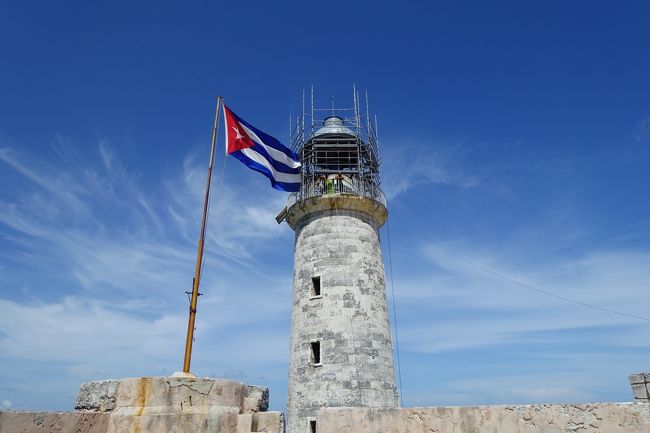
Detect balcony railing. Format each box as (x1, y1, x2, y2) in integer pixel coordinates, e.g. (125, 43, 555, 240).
(287, 176, 386, 209)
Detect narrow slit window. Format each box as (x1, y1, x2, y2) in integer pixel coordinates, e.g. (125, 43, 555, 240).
(309, 420, 317, 433)
(311, 341, 321, 365)
(311, 276, 321, 297)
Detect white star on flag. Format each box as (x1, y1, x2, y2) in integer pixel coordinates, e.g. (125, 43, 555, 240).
(232, 125, 245, 140)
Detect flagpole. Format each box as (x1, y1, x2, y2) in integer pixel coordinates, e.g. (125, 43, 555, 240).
(182, 96, 223, 373)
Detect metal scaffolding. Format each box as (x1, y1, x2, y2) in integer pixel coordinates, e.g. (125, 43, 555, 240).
(288, 85, 385, 207)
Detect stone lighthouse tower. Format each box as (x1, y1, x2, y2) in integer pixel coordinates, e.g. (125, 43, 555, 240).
(277, 90, 399, 433)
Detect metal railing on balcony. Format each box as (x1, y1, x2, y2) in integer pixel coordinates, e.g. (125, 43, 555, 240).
(287, 176, 386, 209)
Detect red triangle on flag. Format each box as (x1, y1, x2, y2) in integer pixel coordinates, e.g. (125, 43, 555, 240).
(224, 105, 256, 154)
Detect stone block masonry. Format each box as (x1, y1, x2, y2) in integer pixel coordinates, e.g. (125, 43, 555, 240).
(0, 411, 109, 433)
(0, 376, 284, 433)
(630, 372, 650, 402)
(317, 403, 650, 433)
(286, 194, 398, 433)
(2, 371, 649, 433)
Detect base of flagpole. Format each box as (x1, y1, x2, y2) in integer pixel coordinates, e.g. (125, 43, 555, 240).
(170, 371, 197, 378)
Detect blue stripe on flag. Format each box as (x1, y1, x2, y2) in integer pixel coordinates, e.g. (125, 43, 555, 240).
(230, 150, 301, 192)
(248, 142, 300, 174)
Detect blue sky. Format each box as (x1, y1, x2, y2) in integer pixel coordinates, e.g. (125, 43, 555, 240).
(1, 0, 649, 413)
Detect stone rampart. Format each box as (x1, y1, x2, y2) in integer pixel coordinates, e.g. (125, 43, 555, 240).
(0, 411, 109, 433)
(0, 376, 283, 433)
(316, 403, 650, 433)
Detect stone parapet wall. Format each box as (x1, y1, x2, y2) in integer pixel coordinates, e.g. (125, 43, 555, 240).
(317, 403, 650, 433)
(0, 410, 283, 433)
(0, 376, 284, 433)
(76, 376, 255, 414)
(630, 373, 650, 403)
(0, 411, 109, 433)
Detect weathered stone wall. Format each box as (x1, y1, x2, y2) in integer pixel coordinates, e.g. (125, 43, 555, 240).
(317, 403, 650, 433)
(0, 411, 109, 433)
(0, 376, 284, 433)
(630, 373, 650, 403)
(287, 196, 398, 433)
(4, 375, 650, 433)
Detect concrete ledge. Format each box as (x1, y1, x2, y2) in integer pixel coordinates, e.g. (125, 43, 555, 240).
(317, 403, 650, 433)
(286, 194, 388, 230)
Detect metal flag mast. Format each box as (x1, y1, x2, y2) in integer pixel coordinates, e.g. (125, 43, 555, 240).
(182, 96, 223, 374)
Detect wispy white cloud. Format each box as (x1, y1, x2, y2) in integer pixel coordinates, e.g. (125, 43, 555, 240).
(0, 134, 294, 410)
(0, 136, 292, 293)
(443, 373, 597, 404)
(403, 346, 646, 407)
(629, 116, 650, 144)
(392, 242, 650, 353)
(386, 235, 650, 407)
(381, 139, 480, 199)
(165, 154, 291, 261)
(1, 128, 648, 412)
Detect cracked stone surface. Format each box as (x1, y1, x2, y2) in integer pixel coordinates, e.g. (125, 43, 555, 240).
(165, 377, 215, 394)
(317, 403, 650, 433)
(286, 196, 398, 433)
(75, 379, 119, 412)
(0, 411, 109, 433)
(77, 377, 247, 413)
(1, 376, 284, 433)
(629, 372, 650, 402)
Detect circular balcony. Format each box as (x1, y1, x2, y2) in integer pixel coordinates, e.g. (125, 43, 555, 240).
(284, 177, 387, 230)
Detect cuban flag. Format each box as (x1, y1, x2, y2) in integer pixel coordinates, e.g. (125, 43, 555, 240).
(224, 104, 301, 192)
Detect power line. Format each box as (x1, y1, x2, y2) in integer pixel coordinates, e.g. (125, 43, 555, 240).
(393, 214, 650, 323)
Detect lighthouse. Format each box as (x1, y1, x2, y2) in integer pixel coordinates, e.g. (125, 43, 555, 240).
(277, 90, 399, 433)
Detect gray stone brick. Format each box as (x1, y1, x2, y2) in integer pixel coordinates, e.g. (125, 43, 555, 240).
(632, 383, 649, 400)
(629, 373, 646, 385)
(285, 198, 398, 433)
